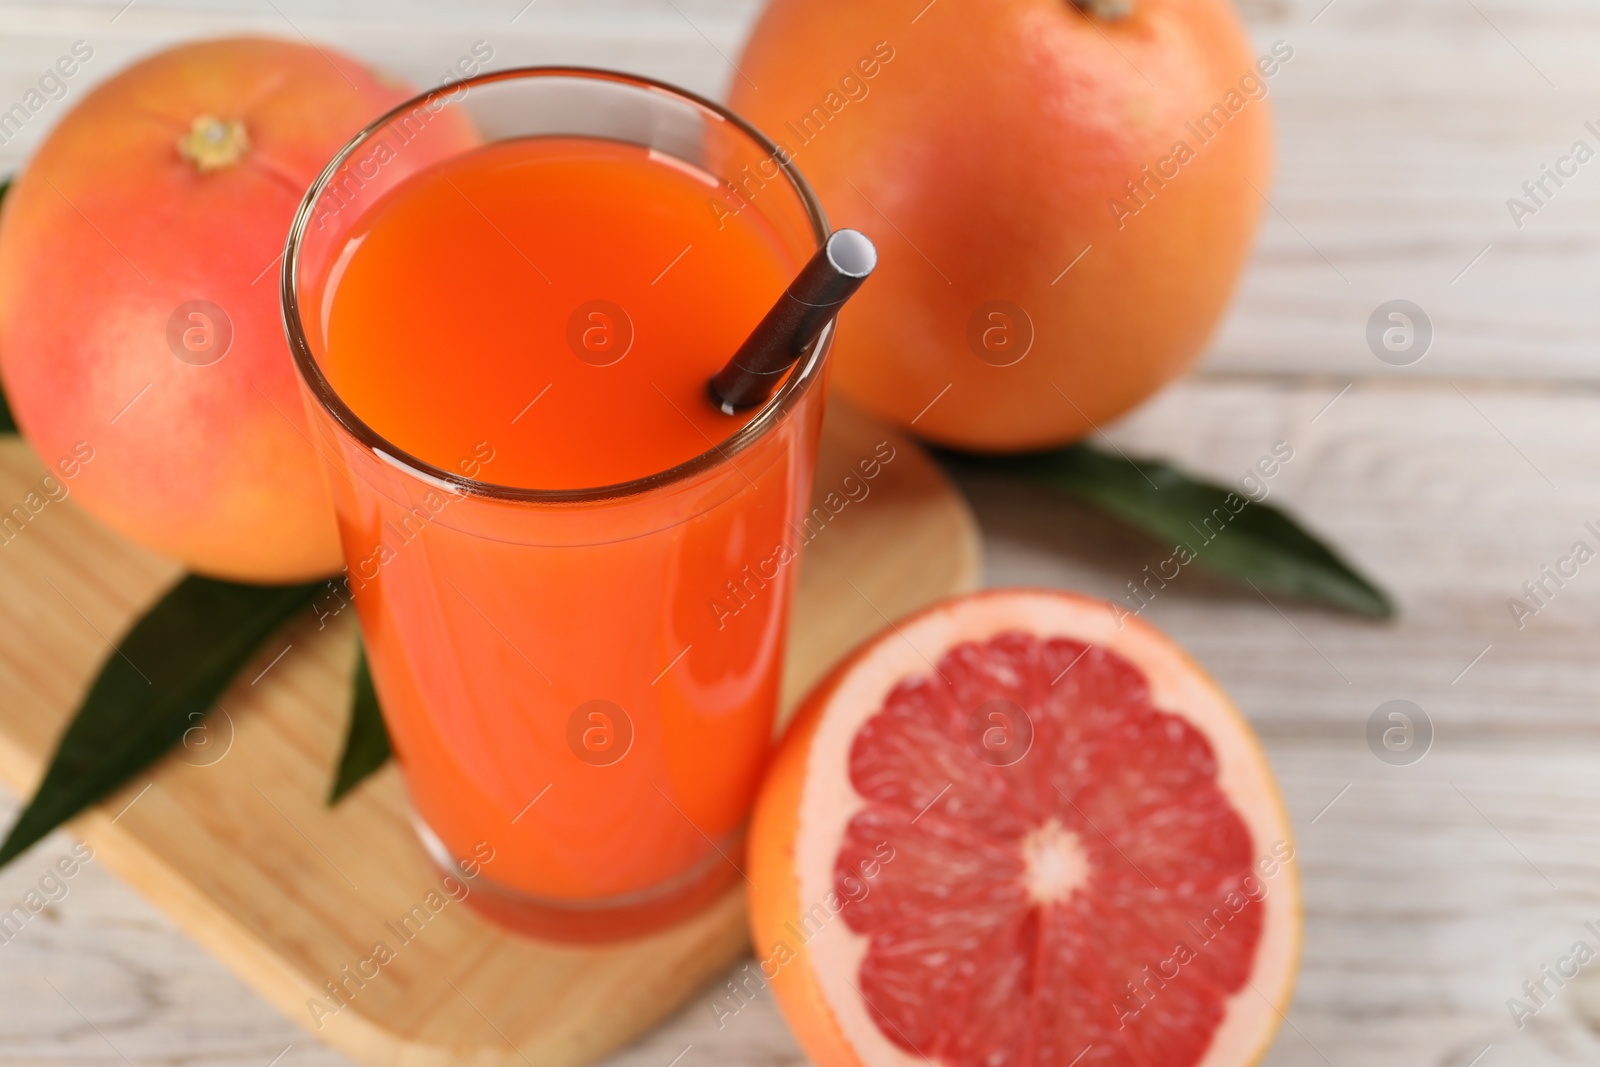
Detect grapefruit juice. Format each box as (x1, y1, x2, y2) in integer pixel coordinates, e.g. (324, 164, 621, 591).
(321, 137, 795, 488)
(288, 100, 829, 940)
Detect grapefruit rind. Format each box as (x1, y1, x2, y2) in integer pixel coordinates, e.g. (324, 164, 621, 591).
(753, 588, 1299, 1067)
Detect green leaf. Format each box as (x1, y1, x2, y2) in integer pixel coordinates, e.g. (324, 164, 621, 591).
(946, 444, 1394, 618)
(0, 373, 14, 436)
(327, 637, 392, 804)
(0, 575, 323, 868)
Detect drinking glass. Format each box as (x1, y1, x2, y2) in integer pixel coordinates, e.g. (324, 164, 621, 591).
(281, 67, 830, 941)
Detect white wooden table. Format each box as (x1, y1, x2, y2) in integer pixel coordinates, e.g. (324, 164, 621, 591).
(2, 1, 1598, 1065)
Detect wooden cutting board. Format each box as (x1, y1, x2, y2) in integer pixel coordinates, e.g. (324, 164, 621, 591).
(0, 397, 979, 1067)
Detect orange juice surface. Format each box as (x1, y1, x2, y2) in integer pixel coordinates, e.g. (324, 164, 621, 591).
(321, 136, 795, 487)
(305, 136, 824, 910)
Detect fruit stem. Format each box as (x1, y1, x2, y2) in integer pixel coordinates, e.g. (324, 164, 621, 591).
(178, 115, 249, 172)
(1071, 0, 1131, 18)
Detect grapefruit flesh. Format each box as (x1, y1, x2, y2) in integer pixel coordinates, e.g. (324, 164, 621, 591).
(749, 589, 1299, 1067)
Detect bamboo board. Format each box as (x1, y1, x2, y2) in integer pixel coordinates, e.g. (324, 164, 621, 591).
(0, 397, 980, 1067)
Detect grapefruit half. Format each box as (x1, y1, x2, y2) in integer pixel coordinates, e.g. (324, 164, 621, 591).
(748, 588, 1300, 1067)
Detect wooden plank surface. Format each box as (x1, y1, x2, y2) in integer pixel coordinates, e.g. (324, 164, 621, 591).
(0, 2, 1597, 1067)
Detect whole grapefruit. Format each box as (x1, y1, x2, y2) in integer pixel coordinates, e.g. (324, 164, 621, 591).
(731, 0, 1275, 451)
(0, 37, 475, 581)
(746, 588, 1300, 1067)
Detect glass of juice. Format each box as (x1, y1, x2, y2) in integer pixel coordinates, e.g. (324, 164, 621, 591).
(280, 68, 831, 940)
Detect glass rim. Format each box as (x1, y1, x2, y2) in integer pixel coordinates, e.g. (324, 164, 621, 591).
(279, 65, 832, 506)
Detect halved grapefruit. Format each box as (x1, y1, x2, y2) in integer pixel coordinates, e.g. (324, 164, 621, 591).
(748, 588, 1300, 1067)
